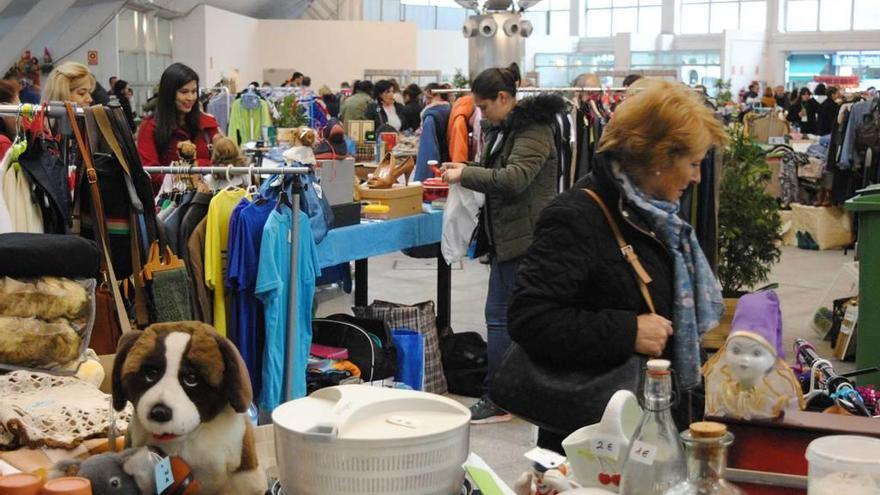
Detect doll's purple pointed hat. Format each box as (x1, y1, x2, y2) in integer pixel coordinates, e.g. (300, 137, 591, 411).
(729, 290, 785, 359)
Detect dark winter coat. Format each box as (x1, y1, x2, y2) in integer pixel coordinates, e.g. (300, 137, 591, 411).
(401, 100, 423, 133)
(787, 98, 820, 134)
(509, 154, 677, 374)
(817, 98, 840, 136)
(460, 93, 565, 262)
(365, 101, 412, 132)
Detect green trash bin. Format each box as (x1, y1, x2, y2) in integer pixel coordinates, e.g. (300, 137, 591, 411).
(845, 184, 880, 385)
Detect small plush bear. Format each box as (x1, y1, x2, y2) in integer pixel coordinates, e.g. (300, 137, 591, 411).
(52, 448, 157, 495)
(177, 140, 197, 164)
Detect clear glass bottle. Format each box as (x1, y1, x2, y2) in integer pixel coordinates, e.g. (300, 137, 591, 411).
(619, 359, 687, 495)
(664, 422, 744, 495)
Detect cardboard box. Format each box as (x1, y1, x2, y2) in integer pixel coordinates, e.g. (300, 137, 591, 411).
(345, 120, 374, 143)
(359, 184, 424, 219)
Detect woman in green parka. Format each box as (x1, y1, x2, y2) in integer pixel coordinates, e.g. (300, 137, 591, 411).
(442, 64, 566, 424)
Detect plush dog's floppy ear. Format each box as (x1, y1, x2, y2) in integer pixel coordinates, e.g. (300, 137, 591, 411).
(112, 330, 144, 412)
(216, 335, 252, 412)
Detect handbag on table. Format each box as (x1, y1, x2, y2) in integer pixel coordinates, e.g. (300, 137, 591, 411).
(490, 189, 655, 435)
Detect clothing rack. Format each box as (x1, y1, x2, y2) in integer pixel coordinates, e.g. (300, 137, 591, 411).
(144, 164, 309, 403)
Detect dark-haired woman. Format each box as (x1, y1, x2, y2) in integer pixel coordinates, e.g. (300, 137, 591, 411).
(441, 65, 563, 424)
(365, 79, 410, 132)
(112, 79, 137, 132)
(401, 83, 423, 133)
(339, 80, 373, 124)
(786, 87, 819, 134)
(137, 63, 223, 190)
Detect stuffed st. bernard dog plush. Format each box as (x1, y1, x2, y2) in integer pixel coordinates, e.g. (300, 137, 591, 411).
(112, 321, 266, 495)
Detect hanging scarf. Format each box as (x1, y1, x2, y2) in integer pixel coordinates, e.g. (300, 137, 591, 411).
(613, 165, 724, 389)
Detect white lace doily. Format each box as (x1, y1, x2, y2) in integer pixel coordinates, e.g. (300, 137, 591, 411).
(0, 370, 132, 450)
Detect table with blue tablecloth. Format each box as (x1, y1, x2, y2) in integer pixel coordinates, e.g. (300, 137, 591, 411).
(315, 209, 451, 328)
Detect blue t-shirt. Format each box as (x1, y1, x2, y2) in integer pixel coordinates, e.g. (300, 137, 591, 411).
(255, 207, 320, 411)
(224, 198, 251, 343)
(227, 197, 274, 396)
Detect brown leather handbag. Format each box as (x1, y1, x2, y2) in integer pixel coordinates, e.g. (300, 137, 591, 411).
(67, 103, 132, 354)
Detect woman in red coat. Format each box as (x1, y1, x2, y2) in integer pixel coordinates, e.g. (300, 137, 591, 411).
(137, 63, 223, 190)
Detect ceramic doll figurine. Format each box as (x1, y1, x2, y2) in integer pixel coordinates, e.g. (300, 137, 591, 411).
(702, 291, 805, 420)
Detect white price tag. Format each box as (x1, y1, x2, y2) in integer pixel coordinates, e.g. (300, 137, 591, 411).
(154, 456, 174, 493)
(524, 447, 566, 470)
(629, 440, 657, 466)
(590, 436, 620, 459)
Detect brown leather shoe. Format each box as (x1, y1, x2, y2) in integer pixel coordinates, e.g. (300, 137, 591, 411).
(367, 156, 415, 189)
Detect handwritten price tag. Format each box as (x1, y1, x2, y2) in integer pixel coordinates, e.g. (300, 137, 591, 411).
(629, 440, 658, 466)
(590, 436, 620, 459)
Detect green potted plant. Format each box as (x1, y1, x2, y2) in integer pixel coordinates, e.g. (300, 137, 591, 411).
(275, 95, 308, 143)
(704, 125, 782, 349)
(714, 79, 733, 106)
(452, 69, 469, 89)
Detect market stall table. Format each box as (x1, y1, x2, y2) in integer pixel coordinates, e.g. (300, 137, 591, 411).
(316, 209, 451, 328)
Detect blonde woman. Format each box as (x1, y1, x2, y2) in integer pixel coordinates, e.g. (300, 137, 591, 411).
(42, 61, 95, 105)
(507, 79, 728, 452)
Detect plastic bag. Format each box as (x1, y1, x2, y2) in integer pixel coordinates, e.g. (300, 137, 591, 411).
(441, 184, 485, 265)
(0, 276, 95, 372)
(391, 329, 425, 391)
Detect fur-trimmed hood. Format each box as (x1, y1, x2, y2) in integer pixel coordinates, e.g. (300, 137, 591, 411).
(504, 93, 569, 133)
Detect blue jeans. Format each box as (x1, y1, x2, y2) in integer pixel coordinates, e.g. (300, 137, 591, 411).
(484, 257, 521, 394)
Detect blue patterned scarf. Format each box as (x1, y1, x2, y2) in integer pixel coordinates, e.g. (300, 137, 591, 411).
(613, 166, 724, 390)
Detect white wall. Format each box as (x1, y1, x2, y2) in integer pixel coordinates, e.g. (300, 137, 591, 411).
(171, 4, 207, 84)
(417, 30, 468, 81)
(204, 6, 261, 87)
(256, 19, 418, 89)
(723, 30, 768, 95)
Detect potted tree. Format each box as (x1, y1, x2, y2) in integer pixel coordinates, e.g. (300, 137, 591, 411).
(703, 125, 782, 349)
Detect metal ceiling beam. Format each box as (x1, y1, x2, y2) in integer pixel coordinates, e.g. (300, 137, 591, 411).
(0, 0, 14, 16)
(0, 0, 78, 72)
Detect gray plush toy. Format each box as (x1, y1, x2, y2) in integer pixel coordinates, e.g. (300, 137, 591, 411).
(51, 447, 157, 495)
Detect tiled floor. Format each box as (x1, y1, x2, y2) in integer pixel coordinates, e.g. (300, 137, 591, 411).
(314, 245, 859, 487)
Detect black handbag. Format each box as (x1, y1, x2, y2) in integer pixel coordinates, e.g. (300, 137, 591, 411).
(489, 189, 655, 435)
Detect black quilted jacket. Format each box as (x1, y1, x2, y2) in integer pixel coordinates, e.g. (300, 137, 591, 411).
(508, 154, 677, 372)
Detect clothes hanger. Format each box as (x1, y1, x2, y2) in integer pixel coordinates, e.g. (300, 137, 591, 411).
(275, 179, 292, 211)
(246, 165, 261, 198)
(223, 165, 242, 192)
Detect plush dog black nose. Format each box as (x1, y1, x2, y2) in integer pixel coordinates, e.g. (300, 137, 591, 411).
(149, 404, 173, 423)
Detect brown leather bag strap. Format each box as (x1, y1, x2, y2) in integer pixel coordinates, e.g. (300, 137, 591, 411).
(583, 188, 656, 314)
(67, 103, 134, 334)
(92, 106, 132, 176)
(93, 106, 150, 325)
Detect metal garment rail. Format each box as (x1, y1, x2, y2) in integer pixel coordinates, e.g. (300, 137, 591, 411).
(0, 102, 84, 117)
(430, 86, 630, 94)
(144, 165, 309, 403)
